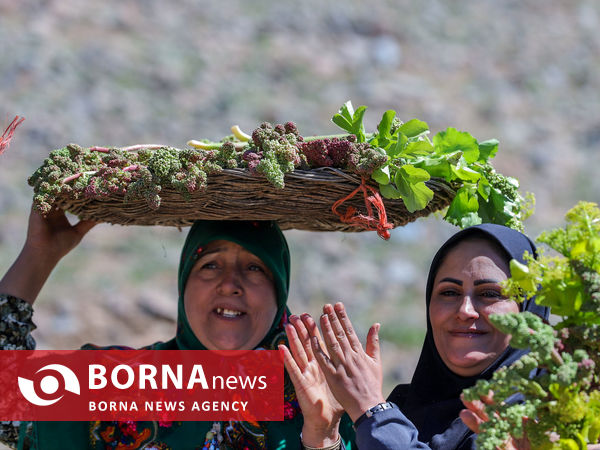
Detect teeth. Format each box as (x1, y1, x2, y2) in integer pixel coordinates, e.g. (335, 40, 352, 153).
(216, 308, 243, 318)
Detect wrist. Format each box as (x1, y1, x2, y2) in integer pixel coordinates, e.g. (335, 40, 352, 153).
(301, 432, 341, 450)
(347, 396, 386, 422)
(0, 244, 62, 305)
(301, 421, 340, 448)
(352, 401, 397, 430)
(21, 242, 65, 265)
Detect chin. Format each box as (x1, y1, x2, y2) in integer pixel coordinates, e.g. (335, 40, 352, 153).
(213, 342, 245, 351)
(215, 337, 259, 351)
(447, 354, 493, 375)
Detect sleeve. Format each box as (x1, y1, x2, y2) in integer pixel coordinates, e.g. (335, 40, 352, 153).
(354, 404, 431, 450)
(0, 294, 37, 449)
(0, 294, 37, 351)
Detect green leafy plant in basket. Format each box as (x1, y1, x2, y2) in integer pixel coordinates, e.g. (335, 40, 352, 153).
(329, 101, 527, 230)
(28, 101, 527, 236)
(463, 201, 600, 449)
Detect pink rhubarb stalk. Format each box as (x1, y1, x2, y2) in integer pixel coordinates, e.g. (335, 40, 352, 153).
(90, 144, 165, 153)
(0, 116, 25, 155)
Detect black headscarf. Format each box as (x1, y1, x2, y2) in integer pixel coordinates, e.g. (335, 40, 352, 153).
(387, 224, 550, 449)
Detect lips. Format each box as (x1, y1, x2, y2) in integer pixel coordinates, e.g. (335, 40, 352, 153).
(213, 307, 246, 319)
(449, 329, 487, 338)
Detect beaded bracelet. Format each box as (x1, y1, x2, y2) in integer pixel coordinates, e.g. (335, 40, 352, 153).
(301, 435, 342, 450)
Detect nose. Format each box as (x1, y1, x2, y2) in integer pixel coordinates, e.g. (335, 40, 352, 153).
(457, 295, 479, 321)
(216, 267, 243, 296)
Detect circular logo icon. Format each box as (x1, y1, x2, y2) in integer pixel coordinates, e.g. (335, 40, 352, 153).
(18, 364, 80, 406)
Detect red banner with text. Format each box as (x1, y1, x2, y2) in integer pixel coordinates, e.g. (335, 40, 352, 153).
(0, 350, 284, 421)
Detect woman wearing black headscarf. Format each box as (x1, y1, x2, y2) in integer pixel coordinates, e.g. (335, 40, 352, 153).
(286, 224, 549, 449)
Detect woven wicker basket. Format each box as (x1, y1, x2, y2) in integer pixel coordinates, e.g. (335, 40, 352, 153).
(53, 167, 455, 231)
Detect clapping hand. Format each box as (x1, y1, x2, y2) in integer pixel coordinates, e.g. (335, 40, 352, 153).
(308, 302, 386, 422)
(280, 314, 344, 447)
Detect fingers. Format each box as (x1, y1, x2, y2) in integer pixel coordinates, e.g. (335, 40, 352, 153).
(365, 323, 381, 362)
(480, 390, 494, 405)
(301, 314, 336, 373)
(291, 315, 316, 362)
(333, 302, 362, 352)
(74, 219, 97, 237)
(278, 344, 304, 388)
(284, 320, 309, 370)
(459, 409, 483, 434)
(300, 313, 323, 347)
(320, 305, 347, 366)
(300, 313, 326, 353)
(460, 393, 490, 421)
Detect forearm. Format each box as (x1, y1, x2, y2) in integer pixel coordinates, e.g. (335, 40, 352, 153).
(0, 244, 61, 305)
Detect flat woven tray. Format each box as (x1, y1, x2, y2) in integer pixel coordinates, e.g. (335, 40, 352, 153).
(53, 167, 455, 231)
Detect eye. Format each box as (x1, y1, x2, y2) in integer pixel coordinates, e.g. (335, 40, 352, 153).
(480, 289, 504, 299)
(193, 258, 219, 271)
(248, 263, 265, 273)
(438, 288, 460, 297)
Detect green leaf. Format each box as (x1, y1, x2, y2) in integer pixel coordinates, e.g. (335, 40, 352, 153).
(537, 279, 583, 316)
(433, 127, 480, 163)
(331, 101, 367, 141)
(450, 163, 482, 183)
(478, 139, 499, 162)
(388, 132, 408, 157)
(352, 106, 367, 142)
(372, 166, 391, 185)
(477, 188, 511, 225)
(399, 140, 434, 157)
(380, 183, 403, 199)
(477, 176, 491, 201)
(331, 101, 355, 134)
(416, 158, 451, 179)
(376, 110, 396, 148)
(331, 113, 353, 134)
(339, 100, 354, 121)
(398, 119, 429, 138)
(445, 185, 482, 228)
(509, 259, 537, 292)
(394, 165, 434, 212)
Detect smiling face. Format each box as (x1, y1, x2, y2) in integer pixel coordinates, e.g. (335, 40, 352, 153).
(429, 238, 519, 377)
(183, 240, 278, 350)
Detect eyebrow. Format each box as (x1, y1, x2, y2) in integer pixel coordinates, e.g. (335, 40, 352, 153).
(438, 277, 502, 286)
(439, 277, 462, 285)
(196, 247, 225, 258)
(474, 278, 501, 286)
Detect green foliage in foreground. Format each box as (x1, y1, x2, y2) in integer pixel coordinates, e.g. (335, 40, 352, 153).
(463, 202, 600, 449)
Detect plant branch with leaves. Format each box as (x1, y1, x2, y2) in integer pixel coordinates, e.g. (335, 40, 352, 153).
(463, 201, 600, 449)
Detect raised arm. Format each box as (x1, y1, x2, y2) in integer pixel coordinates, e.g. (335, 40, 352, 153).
(306, 302, 431, 449)
(0, 207, 95, 305)
(280, 314, 346, 448)
(307, 302, 385, 421)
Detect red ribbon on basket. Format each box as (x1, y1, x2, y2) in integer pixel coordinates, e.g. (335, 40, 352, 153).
(0, 116, 25, 156)
(331, 176, 393, 240)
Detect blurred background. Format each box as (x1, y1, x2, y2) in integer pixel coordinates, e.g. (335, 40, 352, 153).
(0, 0, 599, 412)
